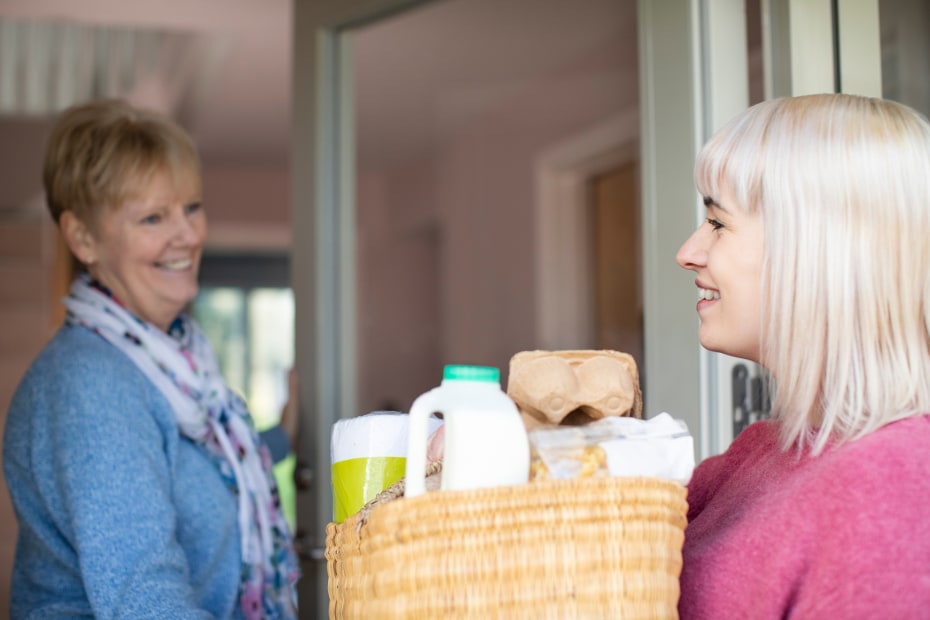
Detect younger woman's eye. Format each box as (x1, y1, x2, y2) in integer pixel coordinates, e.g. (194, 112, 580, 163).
(706, 217, 724, 231)
(184, 202, 203, 215)
(141, 213, 162, 225)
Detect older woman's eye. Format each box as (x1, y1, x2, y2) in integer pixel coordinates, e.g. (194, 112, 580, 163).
(141, 213, 162, 225)
(185, 202, 203, 215)
(706, 217, 724, 231)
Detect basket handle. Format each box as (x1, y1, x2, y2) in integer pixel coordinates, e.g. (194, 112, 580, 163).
(405, 390, 439, 498)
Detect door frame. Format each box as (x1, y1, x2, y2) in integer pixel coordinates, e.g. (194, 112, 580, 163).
(535, 110, 639, 350)
(291, 1, 433, 616)
(292, 0, 882, 614)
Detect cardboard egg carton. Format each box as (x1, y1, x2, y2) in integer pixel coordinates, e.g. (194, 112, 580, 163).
(507, 350, 643, 431)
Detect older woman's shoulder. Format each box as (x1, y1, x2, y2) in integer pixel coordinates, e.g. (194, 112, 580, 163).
(26, 324, 147, 383)
(40, 322, 128, 361)
(11, 324, 168, 425)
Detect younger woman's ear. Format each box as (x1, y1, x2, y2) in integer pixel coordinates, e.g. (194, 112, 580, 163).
(59, 211, 97, 266)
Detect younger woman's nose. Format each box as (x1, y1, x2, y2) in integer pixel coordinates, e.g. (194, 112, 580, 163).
(676, 228, 706, 271)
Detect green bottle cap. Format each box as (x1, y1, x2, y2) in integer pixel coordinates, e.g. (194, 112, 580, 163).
(443, 364, 500, 383)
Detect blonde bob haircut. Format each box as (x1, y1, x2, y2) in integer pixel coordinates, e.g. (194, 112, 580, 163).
(43, 98, 201, 230)
(695, 93, 930, 453)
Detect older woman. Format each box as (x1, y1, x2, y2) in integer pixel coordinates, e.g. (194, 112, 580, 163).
(676, 94, 930, 617)
(3, 99, 299, 618)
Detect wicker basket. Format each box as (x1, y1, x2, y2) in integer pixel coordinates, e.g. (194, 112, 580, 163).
(325, 476, 688, 619)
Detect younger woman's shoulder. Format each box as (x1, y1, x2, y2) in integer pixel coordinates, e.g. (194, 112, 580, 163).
(795, 415, 930, 519)
(788, 416, 930, 616)
(822, 415, 930, 481)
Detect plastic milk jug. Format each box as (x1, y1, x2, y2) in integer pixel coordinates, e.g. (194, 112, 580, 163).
(405, 364, 530, 497)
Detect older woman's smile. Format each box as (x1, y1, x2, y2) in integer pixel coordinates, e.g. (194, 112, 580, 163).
(157, 258, 195, 271)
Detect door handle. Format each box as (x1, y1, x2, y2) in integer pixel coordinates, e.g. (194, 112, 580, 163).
(292, 530, 325, 561)
(294, 461, 313, 491)
(732, 363, 751, 437)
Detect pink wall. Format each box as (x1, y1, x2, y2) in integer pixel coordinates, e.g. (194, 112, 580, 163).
(202, 165, 290, 228)
(356, 165, 442, 412)
(0, 119, 52, 211)
(354, 34, 636, 411)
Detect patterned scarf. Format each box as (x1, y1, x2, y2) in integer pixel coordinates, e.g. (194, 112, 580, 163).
(64, 274, 300, 619)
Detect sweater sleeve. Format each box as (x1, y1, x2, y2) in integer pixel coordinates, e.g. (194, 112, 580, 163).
(21, 342, 218, 619)
(259, 424, 292, 464)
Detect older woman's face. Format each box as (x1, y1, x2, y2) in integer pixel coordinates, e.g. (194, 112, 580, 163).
(675, 185, 764, 363)
(85, 168, 206, 331)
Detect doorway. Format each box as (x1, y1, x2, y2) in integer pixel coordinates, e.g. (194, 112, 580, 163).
(350, 0, 639, 414)
(591, 161, 643, 369)
(292, 0, 640, 614)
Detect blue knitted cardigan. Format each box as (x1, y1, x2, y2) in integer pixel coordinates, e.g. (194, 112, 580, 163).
(4, 324, 242, 619)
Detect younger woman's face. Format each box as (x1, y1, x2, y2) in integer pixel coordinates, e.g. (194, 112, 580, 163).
(675, 185, 765, 363)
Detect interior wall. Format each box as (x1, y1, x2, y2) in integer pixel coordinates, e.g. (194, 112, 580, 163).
(203, 166, 290, 227)
(202, 165, 291, 251)
(356, 162, 441, 413)
(355, 30, 638, 412)
(0, 120, 53, 212)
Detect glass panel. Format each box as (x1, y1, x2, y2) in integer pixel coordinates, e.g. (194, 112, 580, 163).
(191, 287, 248, 398)
(191, 286, 295, 429)
(746, 0, 764, 105)
(248, 288, 296, 429)
(880, 0, 930, 117)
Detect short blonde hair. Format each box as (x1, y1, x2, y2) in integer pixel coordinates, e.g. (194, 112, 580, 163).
(695, 94, 930, 453)
(43, 98, 201, 229)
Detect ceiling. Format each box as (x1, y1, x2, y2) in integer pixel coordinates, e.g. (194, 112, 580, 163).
(0, 0, 292, 166)
(0, 0, 635, 169)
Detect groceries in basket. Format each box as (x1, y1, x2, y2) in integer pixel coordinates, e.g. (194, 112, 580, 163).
(326, 351, 690, 620)
(330, 410, 441, 523)
(405, 364, 530, 498)
(528, 412, 695, 483)
(504, 349, 693, 482)
(507, 349, 643, 429)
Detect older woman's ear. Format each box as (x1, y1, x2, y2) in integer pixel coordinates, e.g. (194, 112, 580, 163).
(59, 211, 96, 266)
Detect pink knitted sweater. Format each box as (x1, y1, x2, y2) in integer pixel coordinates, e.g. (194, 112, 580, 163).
(679, 415, 930, 619)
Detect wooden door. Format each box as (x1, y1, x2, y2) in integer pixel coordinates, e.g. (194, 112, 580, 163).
(591, 162, 643, 372)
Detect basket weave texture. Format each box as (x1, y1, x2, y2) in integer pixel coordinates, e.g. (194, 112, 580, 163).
(325, 476, 688, 619)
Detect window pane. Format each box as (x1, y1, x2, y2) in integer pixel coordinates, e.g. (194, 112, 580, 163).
(880, 0, 930, 117)
(191, 287, 248, 399)
(248, 288, 295, 429)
